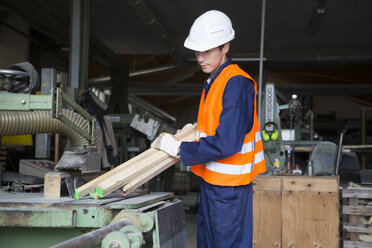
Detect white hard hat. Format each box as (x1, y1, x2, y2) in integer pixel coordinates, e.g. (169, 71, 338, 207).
(184, 10, 235, 52)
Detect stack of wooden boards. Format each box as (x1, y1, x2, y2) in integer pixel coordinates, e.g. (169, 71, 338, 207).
(74, 124, 196, 199)
(342, 182, 372, 248)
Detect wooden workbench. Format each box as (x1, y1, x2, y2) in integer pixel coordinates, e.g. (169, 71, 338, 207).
(252, 175, 339, 248)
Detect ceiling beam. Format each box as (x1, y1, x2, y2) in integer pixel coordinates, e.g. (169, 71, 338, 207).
(277, 84, 372, 96)
(128, 83, 202, 96)
(90, 81, 372, 96)
(88, 63, 193, 84)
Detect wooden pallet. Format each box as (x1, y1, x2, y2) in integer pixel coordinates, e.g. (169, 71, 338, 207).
(75, 124, 196, 199)
(253, 176, 340, 248)
(342, 187, 372, 248)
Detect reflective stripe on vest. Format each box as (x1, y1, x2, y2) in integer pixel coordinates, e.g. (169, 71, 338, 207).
(204, 149, 265, 175)
(191, 64, 266, 186)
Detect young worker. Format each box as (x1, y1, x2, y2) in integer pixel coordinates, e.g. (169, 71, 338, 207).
(152, 10, 266, 248)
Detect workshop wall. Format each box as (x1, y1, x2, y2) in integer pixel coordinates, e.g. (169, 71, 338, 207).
(0, 13, 29, 68)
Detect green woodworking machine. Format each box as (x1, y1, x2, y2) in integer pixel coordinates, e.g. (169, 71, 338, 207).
(0, 67, 186, 248)
(0, 192, 185, 248)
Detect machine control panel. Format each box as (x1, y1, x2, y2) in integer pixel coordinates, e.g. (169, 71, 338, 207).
(19, 159, 54, 178)
(265, 83, 275, 123)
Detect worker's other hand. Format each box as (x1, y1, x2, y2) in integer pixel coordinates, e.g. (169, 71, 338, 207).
(151, 133, 181, 158)
(176, 123, 193, 134)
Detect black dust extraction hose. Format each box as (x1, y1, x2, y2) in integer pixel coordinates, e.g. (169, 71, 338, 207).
(0, 109, 90, 147)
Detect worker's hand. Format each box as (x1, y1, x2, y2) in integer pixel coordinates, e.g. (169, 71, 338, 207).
(151, 133, 181, 158)
(176, 123, 193, 134)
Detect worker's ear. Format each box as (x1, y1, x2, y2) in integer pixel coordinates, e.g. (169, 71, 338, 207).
(222, 43, 230, 55)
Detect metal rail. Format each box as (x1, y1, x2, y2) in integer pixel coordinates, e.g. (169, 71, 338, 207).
(257, 0, 266, 126)
(51, 219, 131, 248)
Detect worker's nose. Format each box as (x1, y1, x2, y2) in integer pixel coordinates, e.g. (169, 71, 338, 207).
(195, 51, 205, 63)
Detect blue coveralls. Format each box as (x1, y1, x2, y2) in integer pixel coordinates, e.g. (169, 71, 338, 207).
(180, 58, 255, 248)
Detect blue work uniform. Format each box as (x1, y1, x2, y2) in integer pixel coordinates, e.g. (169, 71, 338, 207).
(179, 58, 255, 248)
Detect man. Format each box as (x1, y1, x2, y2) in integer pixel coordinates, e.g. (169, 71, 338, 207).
(152, 10, 266, 248)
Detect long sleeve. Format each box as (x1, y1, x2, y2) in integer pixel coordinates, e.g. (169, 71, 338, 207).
(180, 75, 255, 166)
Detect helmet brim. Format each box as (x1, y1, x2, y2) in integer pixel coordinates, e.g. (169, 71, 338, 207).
(184, 32, 235, 52)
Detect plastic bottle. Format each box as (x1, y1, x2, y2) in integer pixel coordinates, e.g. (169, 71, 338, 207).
(286, 150, 292, 174)
(307, 160, 313, 176)
(273, 157, 280, 169)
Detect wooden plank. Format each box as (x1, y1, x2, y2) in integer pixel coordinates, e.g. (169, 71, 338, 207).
(343, 223, 372, 234)
(343, 205, 372, 216)
(74, 124, 196, 199)
(253, 176, 281, 191)
(97, 129, 196, 198)
(283, 177, 338, 192)
(282, 191, 339, 248)
(96, 149, 171, 197)
(342, 197, 349, 241)
(293, 146, 314, 152)
(343, 144, 372, 149)
(44, 173, 61, 198)
(359, 234, 372, 242)
(344, 241, 372, 248)
(122, 156, 175, 194)
(252, 191, 281, 248)
(350, 198, 361, 240)
(343, 189, 372, 199)
(74, 148, 157, 199)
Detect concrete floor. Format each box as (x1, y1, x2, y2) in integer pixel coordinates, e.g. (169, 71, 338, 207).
(185, 213, 197, 248)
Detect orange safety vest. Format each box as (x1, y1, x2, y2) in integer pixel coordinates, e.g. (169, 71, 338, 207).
(191, 64, 266, 186)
